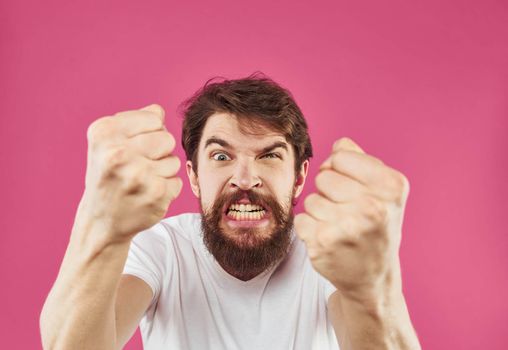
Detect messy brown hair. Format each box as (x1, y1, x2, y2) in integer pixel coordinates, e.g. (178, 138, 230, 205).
(180, 72, 313, 174)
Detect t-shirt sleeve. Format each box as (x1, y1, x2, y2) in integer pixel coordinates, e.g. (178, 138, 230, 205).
(122, 223, 170, 308)
(320, 274, 338, 302)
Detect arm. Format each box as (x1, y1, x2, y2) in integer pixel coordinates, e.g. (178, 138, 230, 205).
(39, 201, 152, 350)
(328, 267, 421, 350)
(40, 104, 182, 349)
(294, 137, 422, 350)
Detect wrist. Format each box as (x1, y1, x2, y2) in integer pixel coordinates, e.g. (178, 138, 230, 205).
(336, 264, 421, 350)
(71, 194, 132, 249)
(334, 258, 403, 305)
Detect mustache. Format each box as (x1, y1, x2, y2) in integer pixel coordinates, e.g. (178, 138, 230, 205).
(215, 189, 283, 214)
(200, 187, 296, 279)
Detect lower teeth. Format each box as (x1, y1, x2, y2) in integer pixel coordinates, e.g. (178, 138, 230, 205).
(227, 210, 265, 221)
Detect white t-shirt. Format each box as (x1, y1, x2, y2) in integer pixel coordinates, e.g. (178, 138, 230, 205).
(122, 213, 340, 350)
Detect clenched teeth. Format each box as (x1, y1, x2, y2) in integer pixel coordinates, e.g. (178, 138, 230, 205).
(226, 203, 266, 221)
(228, 203, 264, 212)
(227, 209, 266, 221)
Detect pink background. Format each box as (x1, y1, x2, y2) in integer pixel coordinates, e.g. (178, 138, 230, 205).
(1, 0, 507, 349)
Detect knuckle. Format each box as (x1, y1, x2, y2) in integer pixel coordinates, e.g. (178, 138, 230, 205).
(163, 131, 176, 152)
(330, 152, 342, 170)
(317, 232, 339, 249)
(87, 116, 113, 143)
(306, 246, 320, 261)
(390, 171, 410, 204)
(103, 147, 128, 169)
(333, 138, 348, 151)
(303, 193, 318, 211)
(146, 195, 166, 217)
(393, 171, 408, 189)
(171, 156, 181, 172)
(338, 231, 360, 247)
(400, 173, 410, 195)
(148, 103, 164, 116)
(315, 170, 332, 189)
(166, 177, 183, 200)
(154, 204, 167, 217)
(113, 109, 131, 118)
(331, 151, 350, 172)
(149, 178, 166, 200)
(157, 156, 180, 177)
(315, 172, 325, 188)
(150, 114, 164, 129)
(336, 216, 359, 241)
(122, 165, 147, 193)
(363, 196, 387, 223)
(331, 151, 343, 164)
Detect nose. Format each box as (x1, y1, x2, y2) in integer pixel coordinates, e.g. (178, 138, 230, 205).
(229, 158, 262, 190)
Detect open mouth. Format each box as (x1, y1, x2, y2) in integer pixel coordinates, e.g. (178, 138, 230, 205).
(226, 203, 266, 221)
(224, 202, 269, 221)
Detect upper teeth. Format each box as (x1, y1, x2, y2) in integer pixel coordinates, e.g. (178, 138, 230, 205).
(228, 204, 264, 212)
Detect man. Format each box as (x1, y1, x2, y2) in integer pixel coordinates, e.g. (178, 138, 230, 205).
(40, 74, 421, 349)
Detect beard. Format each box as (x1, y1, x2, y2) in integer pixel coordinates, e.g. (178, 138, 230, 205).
(200, 188, 295, 281)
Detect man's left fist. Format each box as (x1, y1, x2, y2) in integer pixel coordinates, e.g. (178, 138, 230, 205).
(294, 137, 410, 300)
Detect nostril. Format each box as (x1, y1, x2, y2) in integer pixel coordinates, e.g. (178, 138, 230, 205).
(228, 174, 262, 190)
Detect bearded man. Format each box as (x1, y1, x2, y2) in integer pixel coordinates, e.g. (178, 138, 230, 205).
(40, 74, 422, 350)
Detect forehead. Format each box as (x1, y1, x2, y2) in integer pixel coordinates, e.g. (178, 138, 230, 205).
(199, 112, 288, 148)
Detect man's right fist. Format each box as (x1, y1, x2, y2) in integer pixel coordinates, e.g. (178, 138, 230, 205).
(78, 104, 183, 243)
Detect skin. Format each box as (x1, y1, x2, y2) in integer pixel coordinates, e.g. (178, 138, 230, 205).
(40, 104, 183, 350)
(80, 103, 183, 242)
(186, 112, 309, 249)
(40, 104, 421, 350)
(295, 138, 422, 349)
(187, 113, 421, 348)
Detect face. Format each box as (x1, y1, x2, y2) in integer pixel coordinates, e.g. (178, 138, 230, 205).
(186, 113, 309, 280)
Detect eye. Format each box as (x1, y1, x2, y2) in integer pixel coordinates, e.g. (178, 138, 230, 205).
(261, 152, 281, 159)
(212, 152, 231, 161)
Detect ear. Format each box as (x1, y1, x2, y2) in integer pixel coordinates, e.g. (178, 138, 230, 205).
(185, 160, 200, 198)
(293, 159, 309, 199)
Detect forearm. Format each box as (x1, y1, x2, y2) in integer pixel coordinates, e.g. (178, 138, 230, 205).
(338, 291, 421, 349)
(336, 269, 421, 350)
(40, 201, 131, 350)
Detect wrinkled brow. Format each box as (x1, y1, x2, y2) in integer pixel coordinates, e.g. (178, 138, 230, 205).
(204, 137, 288, 154)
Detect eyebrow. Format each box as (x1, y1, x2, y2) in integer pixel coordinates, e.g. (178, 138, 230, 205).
(204, 137, 289, 154)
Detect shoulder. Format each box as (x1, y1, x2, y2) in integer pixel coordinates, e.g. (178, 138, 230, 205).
(130, 212, 200, 246)
(126, 213, 201, 267)
(159, 212, 202, 241)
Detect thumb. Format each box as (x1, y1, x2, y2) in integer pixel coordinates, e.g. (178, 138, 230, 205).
(140, 103, 165, 122)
